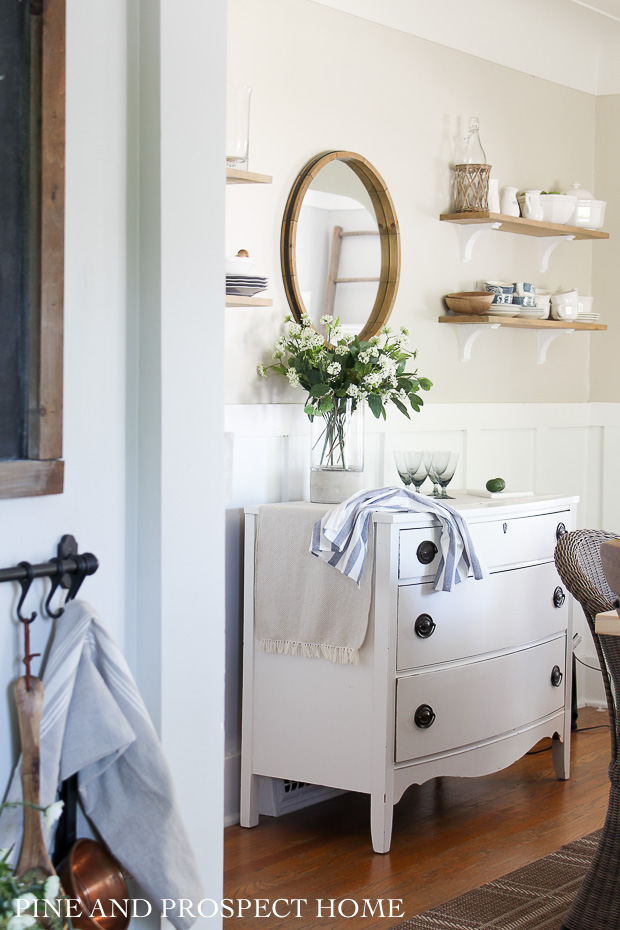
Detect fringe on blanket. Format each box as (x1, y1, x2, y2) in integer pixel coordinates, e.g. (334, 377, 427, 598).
(258, 638, 359, 665)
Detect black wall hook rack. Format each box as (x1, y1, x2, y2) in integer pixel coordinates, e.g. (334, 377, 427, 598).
(0, 534, 98, 605)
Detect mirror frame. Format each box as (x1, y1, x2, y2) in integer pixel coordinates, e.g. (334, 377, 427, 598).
(280, 151, 400, 342)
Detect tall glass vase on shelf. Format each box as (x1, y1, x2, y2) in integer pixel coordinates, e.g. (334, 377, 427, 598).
(454, 116, 491, 213)
(310, 399, 364, 504)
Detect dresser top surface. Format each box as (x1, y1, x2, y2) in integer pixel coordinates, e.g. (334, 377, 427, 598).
(245, 492, 578, 524)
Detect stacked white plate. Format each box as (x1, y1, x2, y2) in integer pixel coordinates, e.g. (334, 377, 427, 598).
(488, 306, 519, 317)
(519, 308, 549, 320)
(579, 312, 601, 322)
(226, 274, 268, 297)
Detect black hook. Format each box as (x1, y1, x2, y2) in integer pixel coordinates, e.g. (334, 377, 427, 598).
(17, 562, 40, 691)
(17, 561, 38, 624)
(44, 557, 66, 619)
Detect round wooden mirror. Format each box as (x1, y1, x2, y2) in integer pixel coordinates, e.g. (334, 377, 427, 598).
(280, 151, 400, 342)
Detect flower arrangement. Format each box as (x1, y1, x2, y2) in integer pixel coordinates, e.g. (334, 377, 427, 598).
(0, 801, 67, 930)
(257, 314, 432, 469)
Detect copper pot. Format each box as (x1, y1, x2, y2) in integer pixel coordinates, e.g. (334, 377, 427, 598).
(57, 839, 129, 930)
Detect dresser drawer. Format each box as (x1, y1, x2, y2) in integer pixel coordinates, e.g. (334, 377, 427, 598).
(395, 636, 566, 763)
(398, 510, 569, 581)
(397, 562, 568, 671)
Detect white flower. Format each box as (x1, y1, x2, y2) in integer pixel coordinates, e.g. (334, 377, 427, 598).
(300, 313, 312, 327)
(346, 384, 360, 398)
(44, 876, 61, 902)
(363, 372, 382, 388)
(358, 350, 371, 364)
(400, 325, 409, 337)
(256, 364, 267, 377)
(43, 801, 63, 830)
(286, 368, 300, 387)
(286, 321, 302, 337)
(327, 362, 341, 376)
(370, 346, 379, 357)
(272, 348, 284, 359)
(8, 916, 37, 930)
(320, 314, 334, 327)
(335, 345, 349, 356)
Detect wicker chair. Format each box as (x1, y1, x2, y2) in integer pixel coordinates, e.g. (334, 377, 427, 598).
(555, 529, 620, 930)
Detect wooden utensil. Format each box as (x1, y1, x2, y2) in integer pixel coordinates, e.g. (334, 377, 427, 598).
(14, 675, 55, 880)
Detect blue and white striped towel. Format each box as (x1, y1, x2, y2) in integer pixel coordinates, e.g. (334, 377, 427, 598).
(311, 487, 486, 590)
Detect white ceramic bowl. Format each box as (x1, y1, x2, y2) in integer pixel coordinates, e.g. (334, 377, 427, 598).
(551, 292, 579, 320)
(571, 199, 606, 230)
(539, 194, 577, 225)
(225, 256, 255, 275)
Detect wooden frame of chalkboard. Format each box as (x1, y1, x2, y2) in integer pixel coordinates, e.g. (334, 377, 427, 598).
(0, 0, 65, 499)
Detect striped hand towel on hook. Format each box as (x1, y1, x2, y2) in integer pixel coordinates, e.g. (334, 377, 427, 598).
(311, 486, 486, 590)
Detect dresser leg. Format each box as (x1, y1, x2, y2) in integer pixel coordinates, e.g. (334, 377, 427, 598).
(370, 790, 394, 854)
(240, 772, 260, 827)
(552, 734, 570, 780)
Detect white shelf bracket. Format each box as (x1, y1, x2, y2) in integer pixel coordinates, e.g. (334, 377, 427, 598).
(459, 223, 502, 263)
(458, 323, 501, 362)
(538, 235, 575, 273)
(537, 328, 575, 365)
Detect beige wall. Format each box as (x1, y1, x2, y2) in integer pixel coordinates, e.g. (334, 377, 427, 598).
(590, 94, 620, 401)
(226, 0, 600, 407)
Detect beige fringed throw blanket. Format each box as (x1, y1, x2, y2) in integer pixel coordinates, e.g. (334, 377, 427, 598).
(255, 502, 374, 665)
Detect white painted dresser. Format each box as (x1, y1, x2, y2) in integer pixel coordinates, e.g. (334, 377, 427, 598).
(240, 493, 578, 853)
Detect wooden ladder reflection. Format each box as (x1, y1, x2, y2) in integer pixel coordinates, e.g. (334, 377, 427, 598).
(324, 226, 380, 315)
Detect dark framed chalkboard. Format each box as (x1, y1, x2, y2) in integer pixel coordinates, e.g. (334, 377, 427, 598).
(0, 0, 30, 461)
(0, 0, 65, 499)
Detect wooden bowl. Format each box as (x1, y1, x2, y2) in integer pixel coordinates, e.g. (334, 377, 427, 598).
(444, 291, 494, 315)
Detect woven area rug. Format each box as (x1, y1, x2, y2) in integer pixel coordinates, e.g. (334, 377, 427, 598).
(394, 831, 601, 930)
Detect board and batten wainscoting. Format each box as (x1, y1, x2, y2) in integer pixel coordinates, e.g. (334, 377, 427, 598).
(223, 400, 619, 824)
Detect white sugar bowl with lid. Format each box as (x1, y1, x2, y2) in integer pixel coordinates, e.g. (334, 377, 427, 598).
(562, 183, 606, 230)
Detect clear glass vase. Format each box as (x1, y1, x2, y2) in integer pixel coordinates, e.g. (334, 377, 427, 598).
(310, 399, 364, 504)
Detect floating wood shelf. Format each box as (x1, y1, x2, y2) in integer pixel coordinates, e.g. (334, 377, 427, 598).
(226, 167, 272, 185)
(440, 212, 609, 271)
(439, 314, 607, 365)
(440, 212, 609, 240)
(226, 295, 273, 307)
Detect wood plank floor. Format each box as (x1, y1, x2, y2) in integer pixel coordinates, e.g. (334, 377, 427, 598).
(224, 707, 611, 930)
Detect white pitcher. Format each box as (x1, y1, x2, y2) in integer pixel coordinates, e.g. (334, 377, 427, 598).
(522, 190, 544, 222)
(500, 186, 520, 217)
(488, 178, 500, 213)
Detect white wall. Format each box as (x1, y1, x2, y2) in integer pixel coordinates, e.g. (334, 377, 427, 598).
(223, 0, 616, 822)
(0, 0, 130, 796)
(591, 94, 620, 402)
(1, 0, 227, 923)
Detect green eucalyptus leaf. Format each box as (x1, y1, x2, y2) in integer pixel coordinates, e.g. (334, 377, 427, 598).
(392, 397, 410, 418)
(418, 377, 433, 391)
(367, 393, 383, 418)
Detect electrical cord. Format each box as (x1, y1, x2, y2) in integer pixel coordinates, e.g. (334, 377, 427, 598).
(526, 723, 610, 754)
(575, 654, 603, 673)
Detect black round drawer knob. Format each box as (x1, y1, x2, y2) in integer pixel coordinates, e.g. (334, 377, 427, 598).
(414, 614, 436, 638)
(551, 665, 563, 687)
(414, 704, 436, 729)
(556, 522, 567, 541)
(553, 586, 566, 608)
(417, 540, 438, 565)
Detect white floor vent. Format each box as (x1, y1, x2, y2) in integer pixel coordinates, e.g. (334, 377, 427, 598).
(258, 776, 344, 817)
